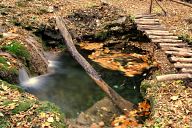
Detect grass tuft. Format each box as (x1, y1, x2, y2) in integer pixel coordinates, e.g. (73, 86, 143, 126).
(1, 40, 30, 60)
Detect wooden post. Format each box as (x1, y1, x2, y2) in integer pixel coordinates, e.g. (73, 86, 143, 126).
(149, 0, 153, 14)
(56, 16, 134, 112)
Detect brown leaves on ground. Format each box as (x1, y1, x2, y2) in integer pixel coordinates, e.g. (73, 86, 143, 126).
(111, 100, 150, 128)
(0, 80, 65, 128)
(144, 80, 192, 127)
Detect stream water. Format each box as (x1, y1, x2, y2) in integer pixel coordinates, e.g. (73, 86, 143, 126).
(20, 51, 144, 118)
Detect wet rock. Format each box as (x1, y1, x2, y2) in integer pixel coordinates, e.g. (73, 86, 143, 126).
(110, 26, 123, 31)
(112, 16, 127, 25)
(77, 112, 92, 125)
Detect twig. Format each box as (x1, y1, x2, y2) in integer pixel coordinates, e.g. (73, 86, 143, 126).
(154, 0, 167, 16)
(170, 0, 192, 8)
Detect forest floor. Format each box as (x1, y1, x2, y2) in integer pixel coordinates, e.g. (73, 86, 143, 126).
(0, 0, 192, 128)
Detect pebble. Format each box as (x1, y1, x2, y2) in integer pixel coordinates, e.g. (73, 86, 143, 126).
(98, 121, 105, 127)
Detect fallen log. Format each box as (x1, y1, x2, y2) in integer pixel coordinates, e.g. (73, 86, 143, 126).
(174, 63, 192, 68)
(170, 0, 192, 8)
(181, 68, 192, 73)
(56, 16, 134, 112)
(152, 39, 182, 43)
(170, 56, 192, 63)
(156, 73, 192, 81)
(149, 35, 178, 39)
(165, 51, 192, 57)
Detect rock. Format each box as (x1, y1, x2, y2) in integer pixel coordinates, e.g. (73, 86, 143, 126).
(47, 41, 59, 45)
(98, 121, 105, 127)
(113, 17, 127, 25)
(77, 112, 92, 125)
(47, 6, 54, 13)
(90, 123, 100, 128)
(110, 26, 122, 31)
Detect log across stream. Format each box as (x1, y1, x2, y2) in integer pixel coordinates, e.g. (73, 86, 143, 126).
(21, 51, 144, 118)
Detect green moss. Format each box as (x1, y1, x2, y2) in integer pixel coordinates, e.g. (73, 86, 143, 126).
(0, 57, 8, 66)
(36, 101, 66, 128)
(0, 80, 23, 92)
(0, 34, 3, 38)
(36, 101, 62, 114)
(1, 40, 30, 61)
(140, 80, 151, 97)
(12, 101, 33, 114)
(94, 31, 109, 41)
(0, 117, 11, 128)
(178, 34, 192, 44)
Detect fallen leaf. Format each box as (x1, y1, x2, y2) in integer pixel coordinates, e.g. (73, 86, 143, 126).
(39, 112, 46, 118)
(42, 122, 51, 127)
(0, 112, 4, 117)
(47, 117, 54, 123)
(170, 95, 179, 101)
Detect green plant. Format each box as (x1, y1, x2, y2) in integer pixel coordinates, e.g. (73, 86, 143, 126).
(0, 117, 11, 128)
(1, 41, 30, 60)
(12, 101, 33, 114)
(0, 34, 3, 38)
(0, 57, 8, 66)
(178, 34, 192, 44)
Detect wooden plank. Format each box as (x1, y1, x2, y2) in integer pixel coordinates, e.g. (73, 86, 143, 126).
(137, 24, 165, 28)
(135, 19, 159, 22)
(145, 30, 174, 36)
(170, 56, 192, 63)
(161, 47, 192, 52)
(138, 26, 165, 30)
(145, 30, 170, 33)
(134, 14, 156, 19)
(136, 22, 160, 25)
(165, 51, 192, 57)
(149, 35, 178, 39)
(174, 63, 192, 68)
(152, 39, 182, 43)
(156, 73, 192, 81)
(181, 68, 192, 73)
(159, 43, 187, 47)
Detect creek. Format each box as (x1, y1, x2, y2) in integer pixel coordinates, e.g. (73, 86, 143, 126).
(20, 50, 145, 118)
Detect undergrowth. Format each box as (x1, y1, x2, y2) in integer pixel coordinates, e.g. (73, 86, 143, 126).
(1, 40, 30, 61)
